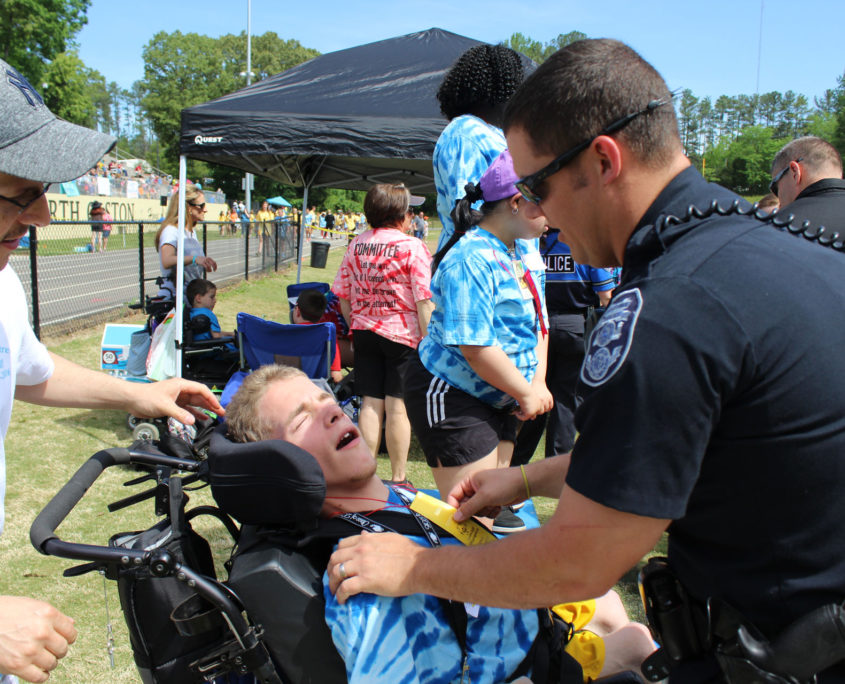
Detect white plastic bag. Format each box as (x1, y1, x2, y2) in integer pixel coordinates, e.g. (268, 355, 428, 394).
(146, 311, 178, 380)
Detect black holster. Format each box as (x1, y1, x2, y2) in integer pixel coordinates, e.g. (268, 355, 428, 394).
(639, 557, 845, 684)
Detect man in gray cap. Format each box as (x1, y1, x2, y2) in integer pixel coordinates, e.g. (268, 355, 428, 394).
(0, 59, 224, 683)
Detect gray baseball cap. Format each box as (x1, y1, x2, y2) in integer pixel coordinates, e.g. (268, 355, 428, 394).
(0, 59, 116, 183)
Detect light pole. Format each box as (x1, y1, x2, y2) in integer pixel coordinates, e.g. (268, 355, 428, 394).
(244, 0, 253, 217)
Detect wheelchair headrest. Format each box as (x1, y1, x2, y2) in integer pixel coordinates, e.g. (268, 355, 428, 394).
(208, 424, 326, 533)
(188, 313, 211, 334)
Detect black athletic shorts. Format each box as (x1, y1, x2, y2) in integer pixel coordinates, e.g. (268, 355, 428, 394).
(352, 328, 414, 399)
(403, 354, 519, 468)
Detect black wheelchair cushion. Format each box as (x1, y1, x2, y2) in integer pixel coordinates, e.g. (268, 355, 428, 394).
(207, 424, 325, 532)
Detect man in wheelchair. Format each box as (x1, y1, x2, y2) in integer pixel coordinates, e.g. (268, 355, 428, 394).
(219, 364, 654, 683)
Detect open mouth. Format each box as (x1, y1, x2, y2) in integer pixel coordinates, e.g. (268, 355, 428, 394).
(336, 429, 358, 449)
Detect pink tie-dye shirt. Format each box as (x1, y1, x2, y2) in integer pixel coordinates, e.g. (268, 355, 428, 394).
(332, 228, 432, 348)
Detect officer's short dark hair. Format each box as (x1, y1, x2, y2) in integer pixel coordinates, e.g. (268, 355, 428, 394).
(296, 288, 327, 323)
(436, 44, 525, 121)
(503, 39, 681, 168)
(772, 136, 843, 178)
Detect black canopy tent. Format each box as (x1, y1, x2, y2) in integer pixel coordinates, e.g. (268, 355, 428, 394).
(171, 28, 530, 372)
(180, 27, 493, 195)
(180, 27, 503, 285)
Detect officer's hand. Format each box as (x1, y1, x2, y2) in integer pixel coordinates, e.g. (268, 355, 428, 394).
(447, 467, 525, 522)
(127, 377, 224, 425)
(328, 532, 425, 603)
(0, 596, 77, 683)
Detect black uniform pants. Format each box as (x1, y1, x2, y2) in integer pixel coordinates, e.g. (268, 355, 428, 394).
(512, 313, 586, 465)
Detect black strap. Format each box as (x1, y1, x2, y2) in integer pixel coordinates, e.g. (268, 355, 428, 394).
(510, 609, 584, 684)
(339, 486, 471, 659)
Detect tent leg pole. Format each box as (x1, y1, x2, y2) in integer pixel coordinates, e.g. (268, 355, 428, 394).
(296, 185, 309, 284)
(175, 155, 187, 378)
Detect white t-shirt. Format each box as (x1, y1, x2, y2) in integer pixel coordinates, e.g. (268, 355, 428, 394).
(0, 265, 54, 536)
(157, 224, 205, 297)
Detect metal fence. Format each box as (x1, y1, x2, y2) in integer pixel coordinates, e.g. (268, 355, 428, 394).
(11, 219, 316, 338)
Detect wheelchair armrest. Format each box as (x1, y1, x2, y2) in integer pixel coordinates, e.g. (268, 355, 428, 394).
(183, 337, 236, 354)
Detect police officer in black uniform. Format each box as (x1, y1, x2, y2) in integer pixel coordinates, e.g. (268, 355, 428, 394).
(328, 39, 845, 684)
(511, 228, 614, 465)
(770, 135, 845, 233)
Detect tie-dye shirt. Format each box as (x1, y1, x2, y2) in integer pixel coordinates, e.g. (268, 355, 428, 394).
(419, 228, 548, 408)
(433, 114, 507, 254)
(332, 228, 432, 348)
(323, 488, 538, 684)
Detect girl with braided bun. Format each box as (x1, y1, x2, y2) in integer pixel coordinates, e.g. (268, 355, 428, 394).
(433, 44, 527, 253)
(404, 150, 552, 532)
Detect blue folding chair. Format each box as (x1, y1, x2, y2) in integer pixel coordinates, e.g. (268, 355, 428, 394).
(220, 312, 337, 407)
(286, 282, 330, 322)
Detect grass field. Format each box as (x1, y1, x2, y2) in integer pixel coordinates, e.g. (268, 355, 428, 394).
(3, 237, 663, 683)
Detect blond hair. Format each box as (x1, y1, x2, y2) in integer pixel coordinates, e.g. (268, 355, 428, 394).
(226, 365, 309, 443)
(155, 185, 205, 251)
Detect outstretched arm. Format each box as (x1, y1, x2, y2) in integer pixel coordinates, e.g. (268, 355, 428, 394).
(15, 353, 223, 424)
(328, 484, 669, 610)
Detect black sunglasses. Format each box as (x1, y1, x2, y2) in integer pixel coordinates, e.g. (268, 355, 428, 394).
(188, 201, 206, 210)
(769, 157, 802, 198)
(514, 98, 672, 204)
(0, 183, 48, 215)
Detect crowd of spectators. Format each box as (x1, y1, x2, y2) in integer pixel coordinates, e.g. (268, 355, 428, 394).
(64, 158, 226, 204)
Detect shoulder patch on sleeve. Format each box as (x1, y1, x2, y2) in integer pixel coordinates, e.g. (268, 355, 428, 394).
(581, 288, 643, 387)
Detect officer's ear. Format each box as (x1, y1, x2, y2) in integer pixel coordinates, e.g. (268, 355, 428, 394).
(790, 160, 805, 189)
(592, 135, 624, 186)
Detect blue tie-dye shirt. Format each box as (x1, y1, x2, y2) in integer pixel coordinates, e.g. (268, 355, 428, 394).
(323, 488, 538, 684)
(433, 114, 506, 254)
(419, 228, 548, 408)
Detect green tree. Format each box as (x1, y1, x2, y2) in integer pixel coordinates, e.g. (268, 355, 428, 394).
(704, 126, 788, 194)
(542, 31, 588, 59)
(0, 0, 90, 83)
(139, 30, 319, 175)
(41, 51, 97, 127)
(677, 89, 700, 157)
(829, 73, 845, 157)
(804, 111, 837, 143)
(503, 30, 587, 63)
(502, 32, 545, 62)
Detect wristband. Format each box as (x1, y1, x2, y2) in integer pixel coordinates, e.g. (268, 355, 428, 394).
(192, 255, 197, 265)
(520, 464, 531, 499)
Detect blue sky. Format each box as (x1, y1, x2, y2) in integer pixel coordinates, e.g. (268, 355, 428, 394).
(77, 0, 844, 104)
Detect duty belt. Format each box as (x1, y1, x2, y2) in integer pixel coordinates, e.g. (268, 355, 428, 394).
(639, 557, 845, 684)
